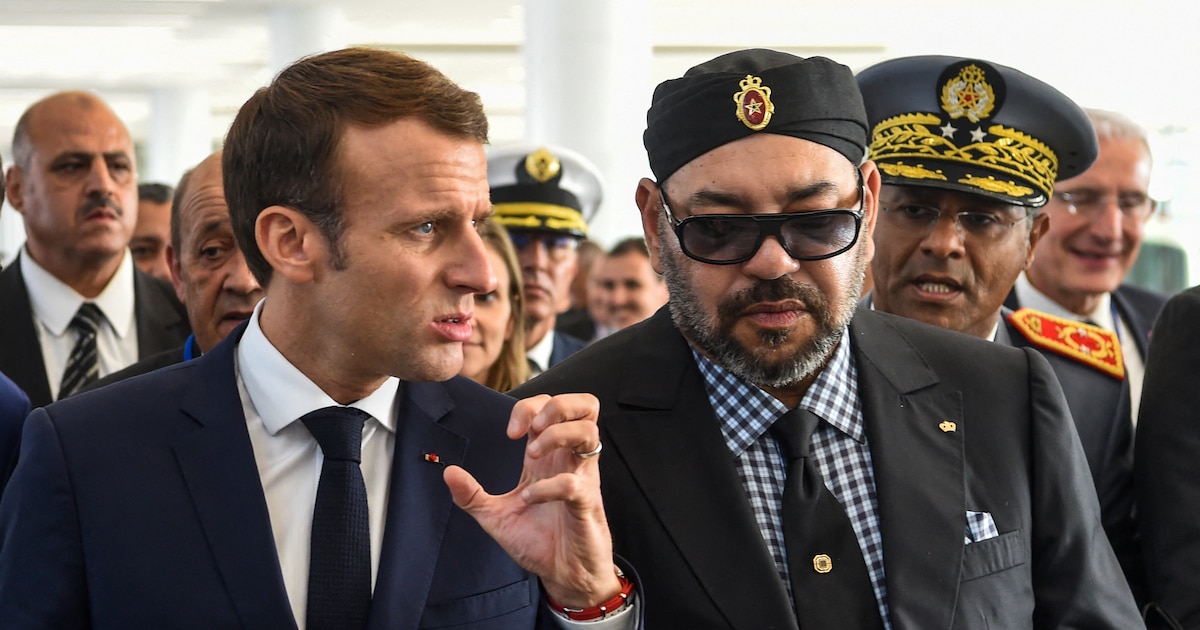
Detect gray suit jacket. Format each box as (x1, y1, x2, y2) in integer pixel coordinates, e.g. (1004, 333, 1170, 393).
(515, 307, 1141, 629)
(0, 257, 191, 409)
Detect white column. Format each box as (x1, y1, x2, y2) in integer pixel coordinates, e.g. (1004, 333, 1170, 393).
(145, 86, 212, 187)
(523, 0, 654, 247)
(269, 4, 347, 75)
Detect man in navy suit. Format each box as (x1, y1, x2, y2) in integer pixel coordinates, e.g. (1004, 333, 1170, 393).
(0, 48, 637, 629)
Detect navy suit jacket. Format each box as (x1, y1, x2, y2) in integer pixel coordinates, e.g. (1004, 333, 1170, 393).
(0, 326, 555, 629)
(549, 330, 587, 368)
(0, 371, 30, 506)
(0, 257, 191, 410)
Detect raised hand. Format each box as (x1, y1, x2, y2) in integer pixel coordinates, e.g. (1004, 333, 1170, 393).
(443, 393, 622, 608)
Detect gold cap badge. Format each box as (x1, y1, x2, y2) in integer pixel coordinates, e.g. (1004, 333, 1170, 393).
(524, 147, 561, 183)
(733, 75, 775, 131)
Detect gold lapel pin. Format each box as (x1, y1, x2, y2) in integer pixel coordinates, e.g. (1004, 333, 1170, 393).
(423, 453, 442, 464)
(939, 420, 957, 433)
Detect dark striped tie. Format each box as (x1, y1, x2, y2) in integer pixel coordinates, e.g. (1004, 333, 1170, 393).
(301, 406, 372, 630)
(58, 303, 105, 399)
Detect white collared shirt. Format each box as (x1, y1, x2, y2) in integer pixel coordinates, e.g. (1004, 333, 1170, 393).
(527, 328, 557, 375)
(20, 248, 138, 399)
(1015, 273, 1146, 422)
(236, 299, 398, 629)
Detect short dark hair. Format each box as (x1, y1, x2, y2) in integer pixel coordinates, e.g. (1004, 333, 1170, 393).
(223, 47, 490, 286)
(608, 236, 650, 259)
(138, 182, 174, 205)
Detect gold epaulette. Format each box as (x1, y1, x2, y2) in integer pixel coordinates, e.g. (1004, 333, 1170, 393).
(1007, 308, 1125, 380)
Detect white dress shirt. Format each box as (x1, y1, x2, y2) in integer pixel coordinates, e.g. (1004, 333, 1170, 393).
(1015, 273, 1146, 422)
(20, 248, 138, 399)
(236, 300, 397, 629)
(235, 300, 633, 629)
(527, 328, 557, 375)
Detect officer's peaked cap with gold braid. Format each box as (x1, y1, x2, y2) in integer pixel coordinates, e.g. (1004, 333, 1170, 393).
(488, 145, 603, 239)
(857, 56, 1098, 207)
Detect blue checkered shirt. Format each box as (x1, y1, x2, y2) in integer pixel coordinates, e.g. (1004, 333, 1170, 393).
(693, 336, 891, 628)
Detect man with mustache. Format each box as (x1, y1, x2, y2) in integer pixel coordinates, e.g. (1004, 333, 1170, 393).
(489, 145, 602, 375)
(516, 48, 1140, 627)
(82, 150, 263, 389)
(858, 56, 1144, 602)
(0, 91, 189, 408)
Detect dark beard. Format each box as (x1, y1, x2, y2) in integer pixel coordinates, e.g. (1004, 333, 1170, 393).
(659, 224, 865, 389)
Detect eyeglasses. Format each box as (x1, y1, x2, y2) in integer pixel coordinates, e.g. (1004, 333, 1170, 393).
(879, 204, 1033, 242)
(659, 171, 865, 265)
(508, 231, 580, 258)
(1052, 189, 1155, 221)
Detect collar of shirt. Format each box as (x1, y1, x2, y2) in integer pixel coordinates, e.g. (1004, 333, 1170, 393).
(526, 328, 556, 374)
(1015, 272, 1115, 329)
(866, 294, 1001, 343)
(237, 298, 398, 435)
(20, 247, 136, 338)
(692, 333, 864, 458)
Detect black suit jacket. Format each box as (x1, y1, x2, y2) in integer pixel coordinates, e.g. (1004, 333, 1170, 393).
(0, 325, 573, 628)
(1136, 285, 1200, 628)
(0, 257, 191, 409)
(81, 337, 197, 393)
(998, 309, 1141, 601)
(516, 307, 1141, 629)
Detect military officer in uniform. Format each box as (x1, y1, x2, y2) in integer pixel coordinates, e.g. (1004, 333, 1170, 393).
(858, 55, 1142, 601)
(489, 145, 603, 374)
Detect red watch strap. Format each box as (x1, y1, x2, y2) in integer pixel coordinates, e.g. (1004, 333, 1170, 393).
(547, 568, 635, 622)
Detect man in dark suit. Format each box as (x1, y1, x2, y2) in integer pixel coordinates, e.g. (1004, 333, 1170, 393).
(1004, 108, 1168, 424)
(857, 56, 1142, 601)
(1136, 285, 1200, 629)
(0, 48, 638, 629)
(0, 90, 189, 409)
(84, 149, 263, 390)
(516, 48, 1140, 628)
(489, 145, 600, 374)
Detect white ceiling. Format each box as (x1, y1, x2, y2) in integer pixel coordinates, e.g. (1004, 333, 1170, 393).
(2, 0, 1200, 263)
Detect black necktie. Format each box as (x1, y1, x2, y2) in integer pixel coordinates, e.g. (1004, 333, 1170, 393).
(770, 408, 883, 629)
(58, 303, 104, 399)
(301, 406, 372, 630)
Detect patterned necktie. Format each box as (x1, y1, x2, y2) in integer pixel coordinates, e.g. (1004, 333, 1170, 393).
(58, 303, 105, 399)
(770, 407, 883, 629)
(301, 406, 372, 630)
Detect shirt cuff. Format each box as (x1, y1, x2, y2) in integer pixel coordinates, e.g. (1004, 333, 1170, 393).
(547, 591, 638, 629)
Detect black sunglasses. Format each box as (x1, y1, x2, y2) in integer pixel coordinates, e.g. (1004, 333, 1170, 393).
(660, 170, 865, 265)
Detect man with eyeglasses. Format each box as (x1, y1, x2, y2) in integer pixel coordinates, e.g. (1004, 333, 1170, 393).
(516, 48, 1140, 627)
(1006, 109, 1167, 427)
(489, 145, 601, 375)
(858, 55, 1145, 605)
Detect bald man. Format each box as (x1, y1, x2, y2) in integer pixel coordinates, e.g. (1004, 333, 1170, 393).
(0, 91, 189, 408)
(85, 151, 263, 389)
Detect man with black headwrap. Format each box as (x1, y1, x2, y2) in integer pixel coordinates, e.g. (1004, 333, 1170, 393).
(515, 48, 1140, 628)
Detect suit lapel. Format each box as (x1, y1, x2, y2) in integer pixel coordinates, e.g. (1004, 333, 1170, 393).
(171, 330, 296, 629)
(1111, 288, 1153, 358)
(606, 311, 795, 628)
(132, 268, 190, 358)
(0, 260, 53, 408)
(849, 311, 965, 629)
(369, 380, 464, 630)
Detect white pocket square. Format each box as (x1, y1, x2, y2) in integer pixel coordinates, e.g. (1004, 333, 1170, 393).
(964, 510, 999, 544)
